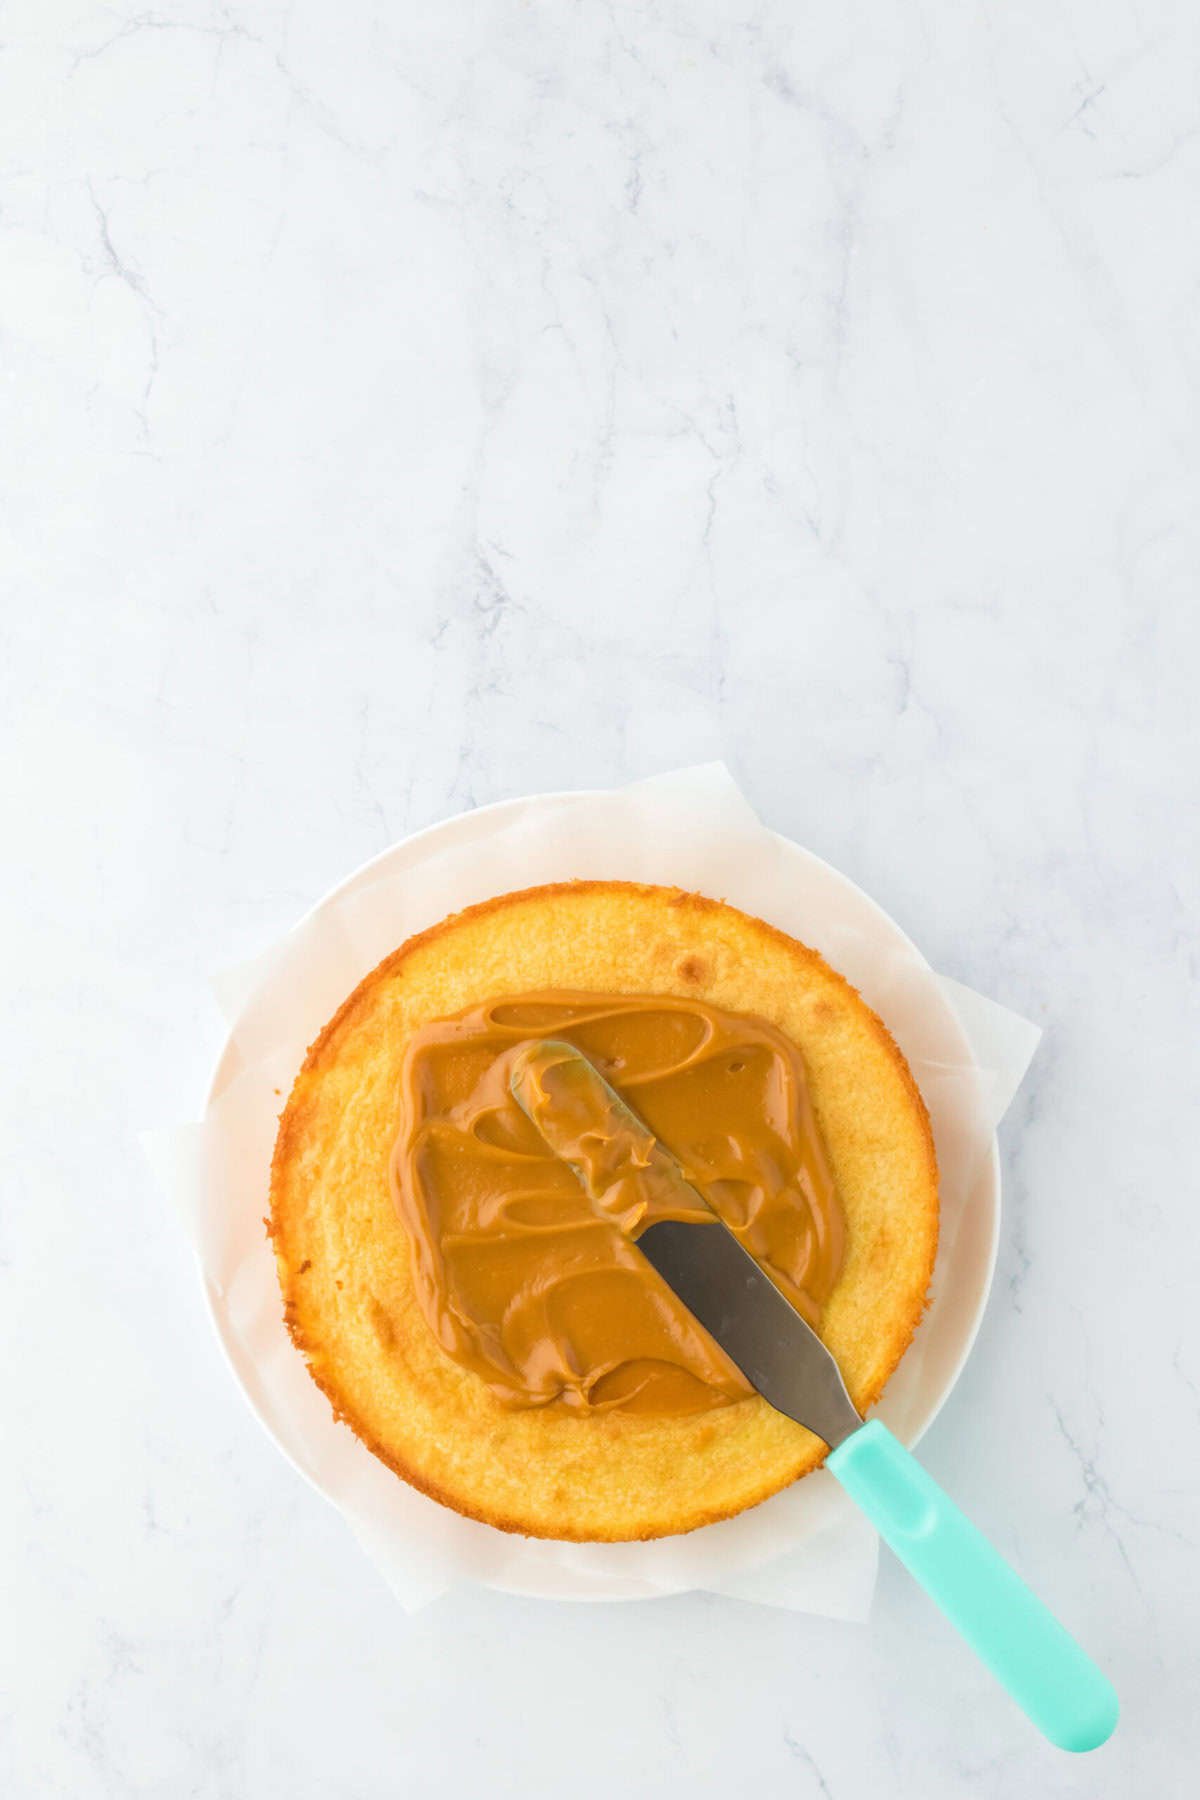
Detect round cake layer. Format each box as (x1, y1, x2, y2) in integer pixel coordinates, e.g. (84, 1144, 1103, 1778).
(269, 881, 938, 1541)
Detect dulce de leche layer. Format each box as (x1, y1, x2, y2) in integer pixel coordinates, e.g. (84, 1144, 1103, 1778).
(390, 993, 844, 1415)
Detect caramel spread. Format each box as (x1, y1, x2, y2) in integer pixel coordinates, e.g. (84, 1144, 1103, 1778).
(390, 993, 844, 1416)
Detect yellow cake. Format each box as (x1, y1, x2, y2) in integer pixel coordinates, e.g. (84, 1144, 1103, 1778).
(269, 881, 938, 1540)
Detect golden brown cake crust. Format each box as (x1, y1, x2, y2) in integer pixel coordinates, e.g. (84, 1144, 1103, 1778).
(269, 881, 939, 1541)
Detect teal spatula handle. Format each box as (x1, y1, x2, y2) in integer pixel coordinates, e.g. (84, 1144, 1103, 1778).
(827, 1421, 1118, 1752)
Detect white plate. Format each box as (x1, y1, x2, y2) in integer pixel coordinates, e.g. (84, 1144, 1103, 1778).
(202, 784, 1000, 1603)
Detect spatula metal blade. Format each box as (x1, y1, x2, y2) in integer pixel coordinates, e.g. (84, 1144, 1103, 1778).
(638, 1218, 861, 1449)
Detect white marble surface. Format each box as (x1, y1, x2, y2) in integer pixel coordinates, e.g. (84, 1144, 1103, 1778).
(3, 0, 1198, 1792)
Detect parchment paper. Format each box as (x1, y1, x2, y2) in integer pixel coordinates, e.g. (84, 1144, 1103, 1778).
(143, 765, 1039, 1618)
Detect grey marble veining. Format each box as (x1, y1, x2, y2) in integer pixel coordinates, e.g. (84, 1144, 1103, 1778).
(2, 1, 1198, 1793)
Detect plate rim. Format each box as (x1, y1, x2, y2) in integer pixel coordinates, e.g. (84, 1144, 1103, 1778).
(200, 787, 1001, 1603)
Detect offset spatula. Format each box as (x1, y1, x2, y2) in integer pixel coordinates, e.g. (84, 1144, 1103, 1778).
(512, 1041, 1118, 1754)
